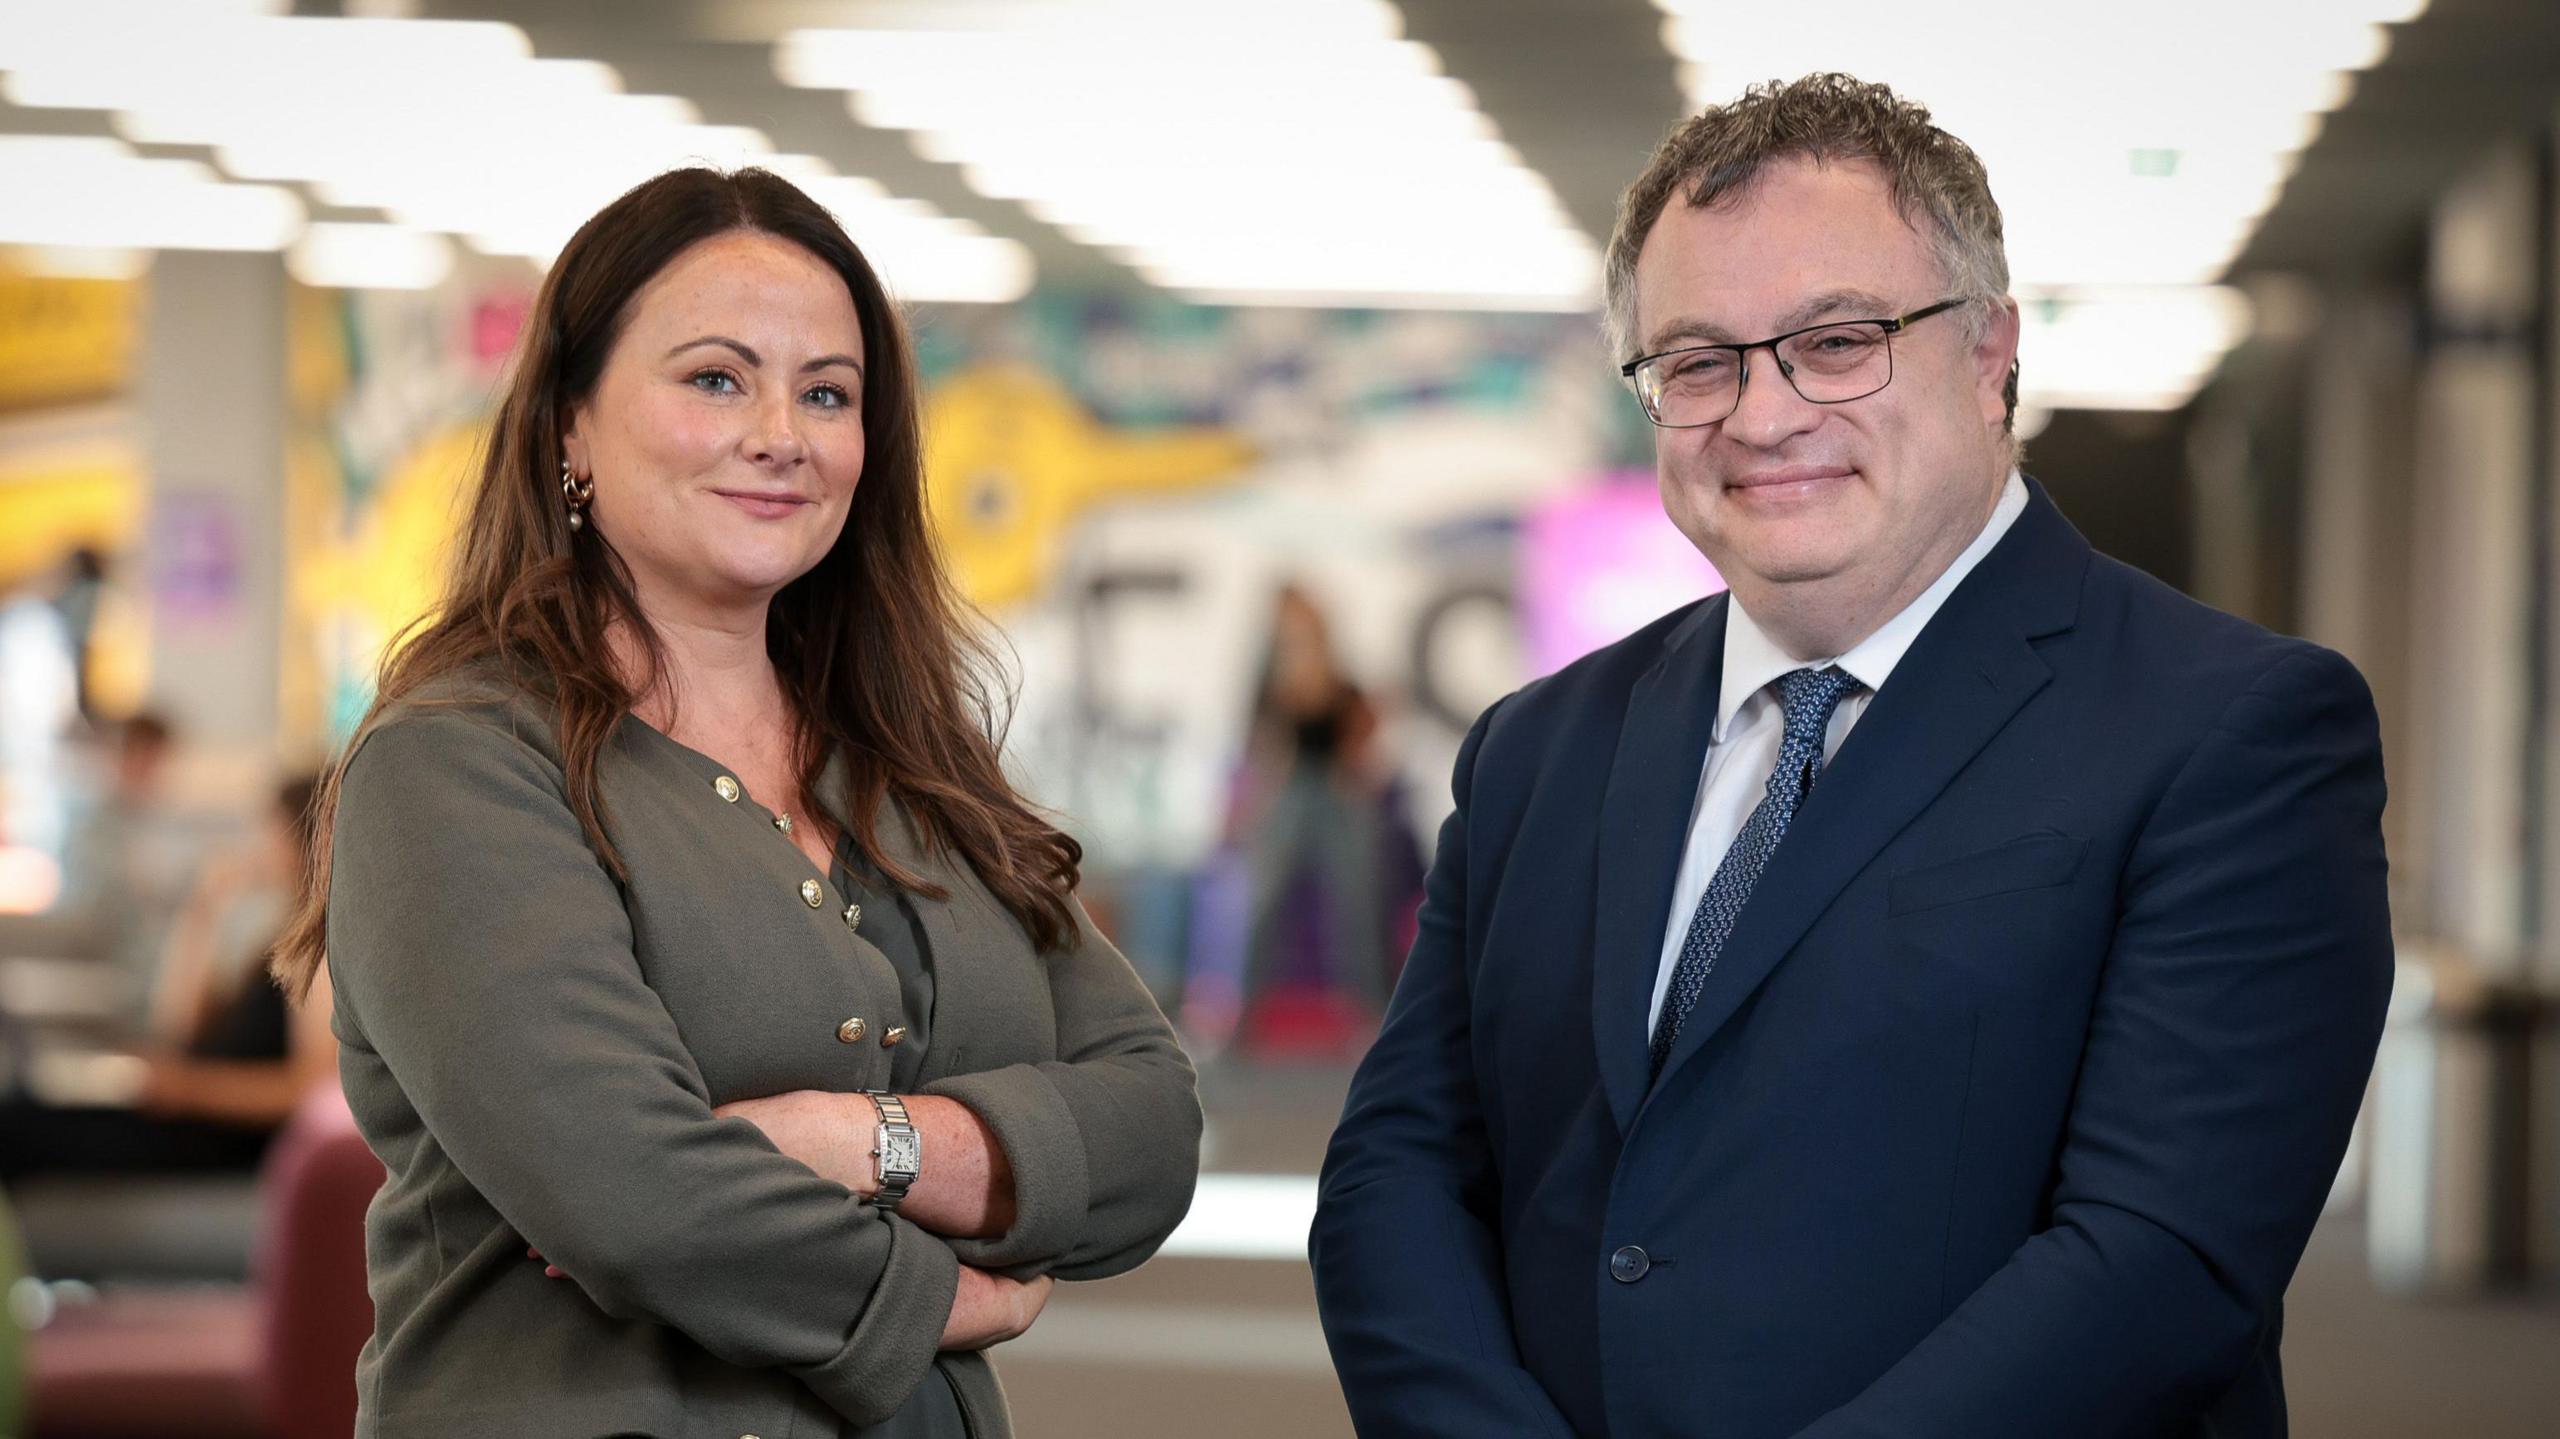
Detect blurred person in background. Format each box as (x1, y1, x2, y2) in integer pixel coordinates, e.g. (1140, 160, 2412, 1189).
(0, 569, 81, 871)
(0, 773, 331, 1182)
(64, 713, 191, 1020)
(0, 713, 195, 1020)
(1229, 581, 1418, 1025)
(1314, 74, 2392, 1439)
(0, 551, 121, 923)
(47, 547, 112, 729)
(273, 166, 1200, 1439)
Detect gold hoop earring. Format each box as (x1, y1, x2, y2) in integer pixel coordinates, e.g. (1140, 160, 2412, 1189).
(561, 460, 594, 531)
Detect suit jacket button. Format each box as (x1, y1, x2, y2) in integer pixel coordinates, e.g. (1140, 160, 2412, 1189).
(881, 1026, 909, 1048)
(836, 1017, 866, 1044)
(713, 775, 741, 803)
(1609, 1245, 1651, 1283)
(800, 878, 824, 907)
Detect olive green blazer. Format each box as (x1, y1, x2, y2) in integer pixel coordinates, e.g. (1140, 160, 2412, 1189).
(325, 672, 1202, 1438)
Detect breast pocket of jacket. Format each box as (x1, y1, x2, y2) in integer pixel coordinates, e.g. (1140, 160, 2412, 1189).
(1887, 831, 2087, 917)
(1884, 832, 2093, 1019)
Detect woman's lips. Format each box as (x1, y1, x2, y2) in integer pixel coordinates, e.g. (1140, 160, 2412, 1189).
(714, 490, 813, 519)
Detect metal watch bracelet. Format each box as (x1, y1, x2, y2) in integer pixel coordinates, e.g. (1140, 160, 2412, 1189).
(864, 1091, 921, 1210)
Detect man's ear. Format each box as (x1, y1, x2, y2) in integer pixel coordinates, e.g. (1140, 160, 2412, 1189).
(1975, 296, 2022, 431)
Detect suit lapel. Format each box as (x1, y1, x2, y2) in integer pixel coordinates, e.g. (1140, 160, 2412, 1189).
(1647, 483, 2092, 1099)
(1591, 597, 1729, 1132)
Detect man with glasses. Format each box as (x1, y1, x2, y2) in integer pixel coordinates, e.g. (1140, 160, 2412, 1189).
(1314, 73, 2390, 1438)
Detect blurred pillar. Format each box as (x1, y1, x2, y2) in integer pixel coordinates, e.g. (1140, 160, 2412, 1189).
(2406, 143, 2540, 963)
(2536, 117, 2560, 988)
(2535, 110, 2560, 1290)
(137, 250, 287, 791)
(2364, 138, 2555, 1296)
(2186, 279, 2317, 635)
(2184, 400, 2261, 622)
(2297, 290, 2421, 910)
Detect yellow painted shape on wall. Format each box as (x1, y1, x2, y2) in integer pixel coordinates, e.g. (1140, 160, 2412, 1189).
(0, 453, 140, 590)
(0, 268, 139, 410)
(295, 421, 481, 655)
(280, 283, 352, 761)
(287, 281, 350, 416)
(924, 364, 1252, 610)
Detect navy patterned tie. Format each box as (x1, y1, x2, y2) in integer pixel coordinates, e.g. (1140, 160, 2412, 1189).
(1649, 665, 1863, 1079)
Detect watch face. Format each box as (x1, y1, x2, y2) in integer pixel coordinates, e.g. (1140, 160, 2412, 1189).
(881, 1131, 922, 1175)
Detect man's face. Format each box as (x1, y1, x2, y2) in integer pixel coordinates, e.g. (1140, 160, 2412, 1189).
(1629, 157, 2018, 622)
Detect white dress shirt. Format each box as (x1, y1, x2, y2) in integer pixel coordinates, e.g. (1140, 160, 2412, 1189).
(1645, 472, 2031, 1031)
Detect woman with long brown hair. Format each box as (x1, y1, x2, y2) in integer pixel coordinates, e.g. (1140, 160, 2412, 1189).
(272, 167, 1201, 1439)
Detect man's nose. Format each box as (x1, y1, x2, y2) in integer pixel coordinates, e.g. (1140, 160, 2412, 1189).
(1721, 346, 1819, 446)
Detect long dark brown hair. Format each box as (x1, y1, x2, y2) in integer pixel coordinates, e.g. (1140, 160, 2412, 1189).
(274, 167, 1081, 999)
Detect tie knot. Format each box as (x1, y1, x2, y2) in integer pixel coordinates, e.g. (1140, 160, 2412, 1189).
(1774, 666, 1859, 742)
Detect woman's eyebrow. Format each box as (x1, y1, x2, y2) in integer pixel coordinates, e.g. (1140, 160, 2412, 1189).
(664, 335, 760, 366)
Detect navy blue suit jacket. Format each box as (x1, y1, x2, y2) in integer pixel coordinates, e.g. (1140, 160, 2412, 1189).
(1312, 483, 2393, 1437)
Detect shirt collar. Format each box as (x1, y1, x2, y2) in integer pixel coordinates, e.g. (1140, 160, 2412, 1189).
(1714, 470, 2029, 741)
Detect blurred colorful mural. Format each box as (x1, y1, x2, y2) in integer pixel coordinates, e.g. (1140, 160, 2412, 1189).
(281, 285, 1663, 825)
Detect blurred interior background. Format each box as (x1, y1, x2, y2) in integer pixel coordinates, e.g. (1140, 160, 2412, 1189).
(3, 1, 2560, 1435)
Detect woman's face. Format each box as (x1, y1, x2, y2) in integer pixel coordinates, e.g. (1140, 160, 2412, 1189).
(562, 229, 868, 622)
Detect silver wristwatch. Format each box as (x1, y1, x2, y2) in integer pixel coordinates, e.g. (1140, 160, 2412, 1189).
(864, 1091, 921, 1210)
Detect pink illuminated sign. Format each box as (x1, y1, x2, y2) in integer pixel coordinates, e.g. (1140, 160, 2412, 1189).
(1519, 471, 1723, 676)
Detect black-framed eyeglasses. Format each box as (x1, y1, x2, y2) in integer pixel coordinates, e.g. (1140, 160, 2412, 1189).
(1620, 297, 1969, 429)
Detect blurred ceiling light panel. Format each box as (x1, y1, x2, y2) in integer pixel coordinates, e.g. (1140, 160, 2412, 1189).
(1648, 0, 2430, 408)
(4, 247, 153, 281)
(0, 135, 304, 252)
(775, 0, 1600, 311)
(289, 223, 456, 291)
(2013, 287, 2254, 412)
(0, 0, 1031, 302)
